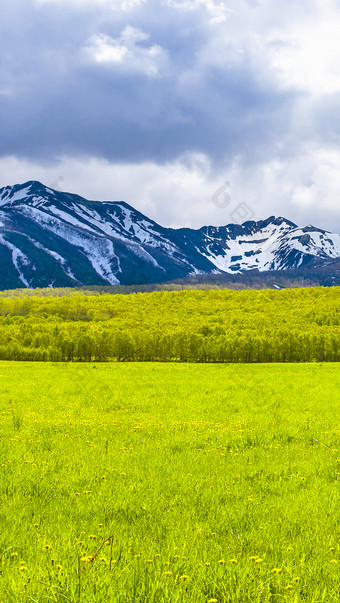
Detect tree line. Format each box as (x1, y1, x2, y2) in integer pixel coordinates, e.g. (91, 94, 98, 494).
(0, 287, 339, 363)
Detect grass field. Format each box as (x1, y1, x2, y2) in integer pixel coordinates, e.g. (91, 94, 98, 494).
(1, 362, 340, 602)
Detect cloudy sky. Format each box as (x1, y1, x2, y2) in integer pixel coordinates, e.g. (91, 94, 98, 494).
(1, 0, 340, 231)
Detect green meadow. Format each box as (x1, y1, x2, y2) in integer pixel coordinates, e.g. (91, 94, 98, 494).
(1, 362, 340, 602)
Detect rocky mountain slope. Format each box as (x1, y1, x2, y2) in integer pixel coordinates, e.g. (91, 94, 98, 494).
(1, 181, 339, 289)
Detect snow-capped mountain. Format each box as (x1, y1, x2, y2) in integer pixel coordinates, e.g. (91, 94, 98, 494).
(0, 181, 339, 290)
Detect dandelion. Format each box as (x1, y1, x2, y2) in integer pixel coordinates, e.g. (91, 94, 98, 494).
(207, 599, 218, 603)
(89, 535, 97, 540)
(271, 568, 282, 573)
(180, 575, 189, 580)
(249, 556, 258, 561)
(204, 562, 210, 566)
(285, 585, 292, 590)
(218, 559, 225, 564)
(293, 577, 299, 582)
(330, 559, 338, 564)
(230, 559, 238, 563)
(19, 566, 27, 572)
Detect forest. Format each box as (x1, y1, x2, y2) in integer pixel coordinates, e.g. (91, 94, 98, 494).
(0, 286, 338, 363)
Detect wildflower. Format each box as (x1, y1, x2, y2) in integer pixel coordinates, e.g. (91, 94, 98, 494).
(293, 577, 299, 582)
(89, 535, 97, 539)
(56, 564, 62, 570)
(255, 558, 263, 563)
(11, 552, 18, 557)
(286, 547, 292, 551)
(285, 585, 292, 590)
(19, 566, 27, 572)
(180, 575, 189, 580)
(207, 599, 218, 603)
(271, 568, 282, 573)
(164, 570, 172, 576)
(174, 555, 180, 559)
(99, 557, 106, 562)
(230, 559, 237, 563)
(218, 559, 225, 564)
(43, 545, 51, 550)
(134, 554, 140, 558)
(204, 562, 210, 566)
(249, 556, 258, 561)
(330, 559, 338, 564)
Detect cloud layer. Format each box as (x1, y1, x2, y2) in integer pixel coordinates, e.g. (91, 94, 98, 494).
(1, 0, 340, 231)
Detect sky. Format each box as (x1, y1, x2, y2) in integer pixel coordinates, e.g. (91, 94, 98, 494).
(1, 0, 340, 232)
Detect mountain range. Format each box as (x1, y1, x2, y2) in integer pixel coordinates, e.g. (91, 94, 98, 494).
(0, 180, 340, 290)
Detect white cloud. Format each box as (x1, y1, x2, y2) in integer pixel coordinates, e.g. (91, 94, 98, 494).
(167, 0, 234, 23)
(268, 12, 340, 94)
(83, 26, 168, 77)
(1, 149, 340, 233)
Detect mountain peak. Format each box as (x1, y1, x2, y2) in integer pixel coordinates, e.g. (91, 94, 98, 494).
(0, 181, 339, 290)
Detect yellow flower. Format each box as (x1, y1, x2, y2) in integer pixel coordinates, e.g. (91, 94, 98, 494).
(19, 566, 27, 572)
(180, 575, 189, 580)
(230, 559, 238, 563)
(285, 585, 292, 590)
(218, 559, 225, 564)
(204, 562, 210, 567)
(207, 599, 218, 603)
(330, 559, 338, 564)
(11, 552, 18, 557)
(163, 571, 172, 576)
(43, 545, 51, 550)
(271, 568, 282, 573)
(293, 577, 299, 582)
(255, 558, 263, 563)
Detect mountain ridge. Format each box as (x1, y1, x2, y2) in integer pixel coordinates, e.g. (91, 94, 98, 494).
(0, 180, 339, 290)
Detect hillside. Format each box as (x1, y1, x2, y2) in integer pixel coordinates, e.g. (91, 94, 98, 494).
(1, 180, 340, 290)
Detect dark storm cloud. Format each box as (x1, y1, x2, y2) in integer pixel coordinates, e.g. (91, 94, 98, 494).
(0, 0, 298, 169)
